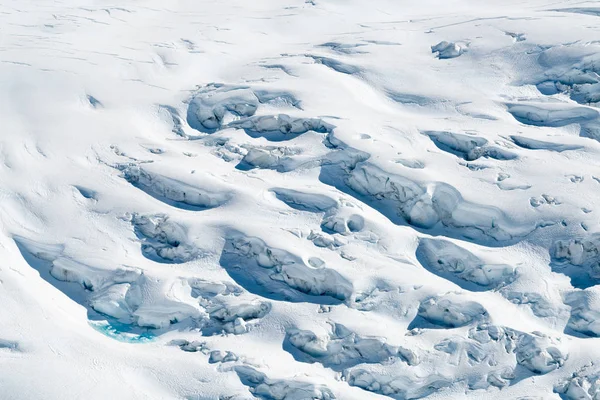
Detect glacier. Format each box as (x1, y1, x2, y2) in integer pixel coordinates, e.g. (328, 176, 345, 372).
(1, 0, 600, 399)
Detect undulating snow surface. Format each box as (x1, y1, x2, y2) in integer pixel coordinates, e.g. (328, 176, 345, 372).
(2, 0, 600, 399)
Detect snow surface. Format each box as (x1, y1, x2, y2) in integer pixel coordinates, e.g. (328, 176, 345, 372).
(2, 0, 600, 399)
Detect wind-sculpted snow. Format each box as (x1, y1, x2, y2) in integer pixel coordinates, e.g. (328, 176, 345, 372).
(0, 339, 19, 352)
(534, 44, 600, 105)
(285, 322, 417, 371)
(507, 104, 599, 128)
(237, 146, 304, 172)
(15, 237, 141, 294)
(343, 162, 535, 243)
(3, 1, 600, 399)
(416, 238, 516, 291)
(220, 234, 353, 304)
(554, 364, 600, 399)
(186, 85, 261, 133)
(431, 41, 466, 59)
(514, 331, 568, 374)
(343, 369, 452, 400)
(506, 102, 600, 143)
(130, 213, 199, 263)
(233, 366, 335, 400)
(343, 323, 567, 398)
(120, 164, 232, 210)
(564, 288, 600, 337)
(321, 210, 365, 235)
(410, 294, 488, 329)
(14, 236, 270, 334)
(450, 324, 568, 374)
(424, 131, 517, 161)
(551, 234, 600, 289)
(503, 290, 563, 319)
(307, 55, 361, 75)
(187, 83, 332, 141)
(229, 114, 332, 141)
(509, 135, 583, 152)
(271, 188, 338, 213)
(187, 278, 272, 335)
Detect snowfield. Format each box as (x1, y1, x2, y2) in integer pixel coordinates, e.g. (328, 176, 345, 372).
(2, 0, 600, 399)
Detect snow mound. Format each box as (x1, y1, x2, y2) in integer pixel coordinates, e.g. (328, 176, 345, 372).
(431, 41, 466, 59)
(344, 323, 567, 398)
(220, 234, 353, 303)
(554, 364, 600, 400)
(285, 322, 417, 370)
(187, 83, 331, 141)
(120, 164, 232, 210)
(3, 1, 598, 398)
(424, 131, 517, 161)
(534, 44, 600, 105)
(507, 104, 598, 128)
(564, 288, 600, 337)
(272, 188, 338, 213)
(233, 366, 335, 400)
(510, 135, 582, 152)
(551, 234, 600, 289)
(130, 213, 200, 263)
(417, 238, 516, 291)
(345, 162, 534, 242)
(411, 294, 488, 329)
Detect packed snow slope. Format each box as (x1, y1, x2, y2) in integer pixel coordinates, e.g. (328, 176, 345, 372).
(1, 0, 600, 399)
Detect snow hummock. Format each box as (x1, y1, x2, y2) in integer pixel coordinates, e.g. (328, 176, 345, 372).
(2, 1, 600, 399)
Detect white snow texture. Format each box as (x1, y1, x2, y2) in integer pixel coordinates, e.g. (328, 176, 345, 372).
(1, 0, 600, 399)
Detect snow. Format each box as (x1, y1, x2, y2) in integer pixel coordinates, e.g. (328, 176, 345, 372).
(2, 0, 600, 399)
